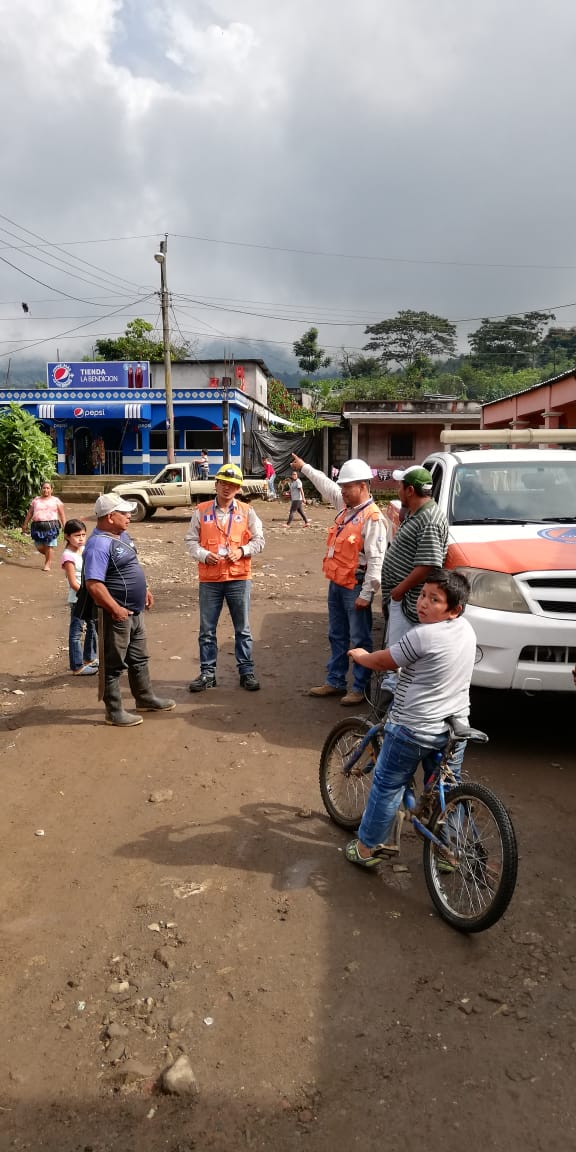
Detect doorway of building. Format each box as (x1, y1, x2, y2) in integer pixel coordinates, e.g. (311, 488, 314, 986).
(74, 427, 93, 474)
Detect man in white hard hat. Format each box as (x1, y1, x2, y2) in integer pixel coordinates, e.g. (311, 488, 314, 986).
(291, 454, 386, 706)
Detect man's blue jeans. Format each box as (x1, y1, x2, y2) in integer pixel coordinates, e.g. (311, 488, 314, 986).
(326, 581, 373, 693)
(357, 721, 466, 849)
(69, 610, 98, 671)
(199, 580, 254, 677)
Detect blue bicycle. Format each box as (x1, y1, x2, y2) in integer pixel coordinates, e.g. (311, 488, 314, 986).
(319, 688, 518, 932)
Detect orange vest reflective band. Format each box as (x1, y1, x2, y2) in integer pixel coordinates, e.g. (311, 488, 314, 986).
(322, 500, 382, 589)
(198, 499, 252, 582)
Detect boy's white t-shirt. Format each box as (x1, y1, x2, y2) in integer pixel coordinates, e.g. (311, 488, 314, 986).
(388, 615, 477, 737)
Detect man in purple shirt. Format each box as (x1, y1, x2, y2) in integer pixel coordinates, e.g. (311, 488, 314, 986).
(83, 493, 175, 727)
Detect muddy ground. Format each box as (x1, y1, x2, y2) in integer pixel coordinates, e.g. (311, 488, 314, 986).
(0, 500, 575, 1152)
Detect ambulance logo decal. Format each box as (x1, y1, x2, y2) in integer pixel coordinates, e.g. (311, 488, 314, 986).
(537, 526, 576, 543)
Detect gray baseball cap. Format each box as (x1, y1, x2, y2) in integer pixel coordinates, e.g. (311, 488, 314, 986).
(94, 493, 137, 517)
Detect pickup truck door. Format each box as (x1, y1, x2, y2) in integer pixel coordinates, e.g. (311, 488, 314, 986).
(423, 458, 447, 511)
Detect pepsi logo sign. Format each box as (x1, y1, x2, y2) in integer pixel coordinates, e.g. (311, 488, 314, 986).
(52, 363, 73, 386)
(73, 407, 84, 417)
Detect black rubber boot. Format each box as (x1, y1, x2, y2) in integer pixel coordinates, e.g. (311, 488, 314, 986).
(129, 665, 176, 713)
(103, 675, 143, 727)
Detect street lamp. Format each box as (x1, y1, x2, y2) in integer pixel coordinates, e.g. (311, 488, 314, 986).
(154, 237, 175, 464)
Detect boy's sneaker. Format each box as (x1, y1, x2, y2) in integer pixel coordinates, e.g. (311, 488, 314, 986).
(188, 673, 217, 693)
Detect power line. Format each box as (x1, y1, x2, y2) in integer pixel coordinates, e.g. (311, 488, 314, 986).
(0, 226, 140, 298)
(0, 252, 136, 308)
(171, 231, 576, 272)
(0, 213, 145, 292)
(0, 293, 156, 360)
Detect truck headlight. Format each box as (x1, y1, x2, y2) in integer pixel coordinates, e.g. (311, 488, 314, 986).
(457, 568, 530, 613)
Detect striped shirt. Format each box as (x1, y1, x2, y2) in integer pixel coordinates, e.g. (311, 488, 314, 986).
(382, 500, 448, 623)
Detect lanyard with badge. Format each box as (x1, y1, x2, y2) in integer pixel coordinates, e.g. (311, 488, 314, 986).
(326, 499, 373, 558)
(213, 499, 236, 557)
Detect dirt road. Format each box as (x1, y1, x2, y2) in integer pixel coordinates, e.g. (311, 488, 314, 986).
(0, 502, 575, 1152)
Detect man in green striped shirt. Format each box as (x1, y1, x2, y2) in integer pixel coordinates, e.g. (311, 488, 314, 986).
(382, 467, 449, 656)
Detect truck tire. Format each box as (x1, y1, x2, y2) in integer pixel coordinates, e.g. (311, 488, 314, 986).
(130, 498, 149, 523)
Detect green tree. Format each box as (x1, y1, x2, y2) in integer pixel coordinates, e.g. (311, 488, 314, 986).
(537, 326, 576, 370)
(95, 318, 190, 363)
(363, 310, 457, 369)
(0, 404, 56, 526)
(339, 350, 382, 378)
(293, 327, 331, 375)
(468, 311, 553, 371)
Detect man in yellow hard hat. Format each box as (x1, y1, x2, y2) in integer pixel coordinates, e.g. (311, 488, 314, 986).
(185, 464, 265, 692)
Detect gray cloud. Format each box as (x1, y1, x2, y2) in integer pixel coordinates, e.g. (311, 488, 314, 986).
(1, 0, 576, 373)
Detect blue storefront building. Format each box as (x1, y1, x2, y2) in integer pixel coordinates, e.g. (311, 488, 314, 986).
(0, 358, 281, 476)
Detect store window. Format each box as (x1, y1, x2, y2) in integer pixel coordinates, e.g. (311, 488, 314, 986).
(390, 431, 414, 459)
(184, 430, 223, 450)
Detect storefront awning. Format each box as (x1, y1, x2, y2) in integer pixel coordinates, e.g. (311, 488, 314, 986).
(37, 402, 151, 421)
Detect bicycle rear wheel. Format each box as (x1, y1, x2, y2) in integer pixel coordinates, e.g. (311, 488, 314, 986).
(319, 717, 381, 830)
(422, 781, 518, 933)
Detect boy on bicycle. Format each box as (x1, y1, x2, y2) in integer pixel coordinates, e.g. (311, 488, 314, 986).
(346, 568, 476, 867)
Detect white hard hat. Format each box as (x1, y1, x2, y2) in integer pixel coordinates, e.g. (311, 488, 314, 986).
(336, 458, 373, 484)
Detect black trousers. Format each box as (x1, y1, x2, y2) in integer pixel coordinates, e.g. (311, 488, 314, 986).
(102, 612, 148, 678)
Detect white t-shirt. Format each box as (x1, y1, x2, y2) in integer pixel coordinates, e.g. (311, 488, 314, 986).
(61, 547, 83, 605)
(389, 615, 477, 737)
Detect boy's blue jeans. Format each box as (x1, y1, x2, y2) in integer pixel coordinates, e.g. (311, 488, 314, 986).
(69, 610, 98, 671)
(357, 721, 466, 849)
(326, 581, 373, 693)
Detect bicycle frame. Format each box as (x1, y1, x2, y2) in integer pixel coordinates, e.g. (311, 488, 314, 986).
(341, 722, 466, 861)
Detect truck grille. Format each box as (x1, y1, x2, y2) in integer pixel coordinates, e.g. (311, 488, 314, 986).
(520, 645, 576, 664)
(516, 572, 576, 619)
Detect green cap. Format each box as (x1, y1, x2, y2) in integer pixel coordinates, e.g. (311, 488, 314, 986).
(393, 467, 433, 492)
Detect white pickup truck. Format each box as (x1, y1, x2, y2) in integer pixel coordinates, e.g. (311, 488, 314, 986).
(388, 435, 576, 692)
(111, 463, 267, 522)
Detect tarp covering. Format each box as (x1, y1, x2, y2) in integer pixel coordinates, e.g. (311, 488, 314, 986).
(249, 428, 322, 478)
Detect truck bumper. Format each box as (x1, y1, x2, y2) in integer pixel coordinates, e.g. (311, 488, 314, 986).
(467, 605, 576, 692)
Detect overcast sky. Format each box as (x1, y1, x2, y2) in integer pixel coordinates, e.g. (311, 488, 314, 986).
(1, 0, 576, 376)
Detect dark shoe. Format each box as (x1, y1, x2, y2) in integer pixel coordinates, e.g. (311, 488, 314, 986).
(188, 673, 217, 693)
(240, 673, 260, 692)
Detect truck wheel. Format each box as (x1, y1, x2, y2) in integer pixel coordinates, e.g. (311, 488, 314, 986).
(130, 498, 149, 523)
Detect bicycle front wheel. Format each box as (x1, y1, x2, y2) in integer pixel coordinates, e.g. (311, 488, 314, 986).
(422, 782, 518, 933)
(319, 717, 381, 830)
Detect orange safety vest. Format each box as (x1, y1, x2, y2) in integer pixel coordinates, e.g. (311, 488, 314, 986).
(322, 500, 382, 589)
(197, 499, 253, 583)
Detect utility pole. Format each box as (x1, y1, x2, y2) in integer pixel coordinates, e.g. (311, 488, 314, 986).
(221, 349, 230, 464)
(154, 236, 175, 464)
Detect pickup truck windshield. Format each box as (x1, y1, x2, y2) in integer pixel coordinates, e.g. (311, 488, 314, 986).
(450, 461, 576, 524)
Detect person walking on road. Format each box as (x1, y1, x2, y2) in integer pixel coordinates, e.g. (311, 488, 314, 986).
(83, 493, 176, 727)
(380, 466, 449, 695)
(185, 463, 265, 693)
(291, 455, 386, 707)
(284, 470, 310, 528)
(262, 456, 278, 500)
(22, 480, 66, 572)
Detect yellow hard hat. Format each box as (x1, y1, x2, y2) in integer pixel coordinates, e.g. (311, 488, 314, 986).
(214, 463, 244, 484)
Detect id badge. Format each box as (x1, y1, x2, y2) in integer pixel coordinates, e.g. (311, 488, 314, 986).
(218, 545, 228, 557)
(327, 546, 335, 558)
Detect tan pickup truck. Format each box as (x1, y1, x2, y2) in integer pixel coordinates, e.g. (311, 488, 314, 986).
(111, 463, 267, 522)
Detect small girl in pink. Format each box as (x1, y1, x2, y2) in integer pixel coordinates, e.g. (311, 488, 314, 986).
(22, 481, 66, 571)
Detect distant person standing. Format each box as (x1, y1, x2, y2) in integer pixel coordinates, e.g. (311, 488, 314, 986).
(22, 480, 66, 572)
(199, 449, 210, 480)
(284, 471, 310, 528)
(262, 456, 277, 500)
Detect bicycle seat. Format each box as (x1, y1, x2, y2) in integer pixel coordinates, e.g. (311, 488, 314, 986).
(446, 715, 489, 744)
